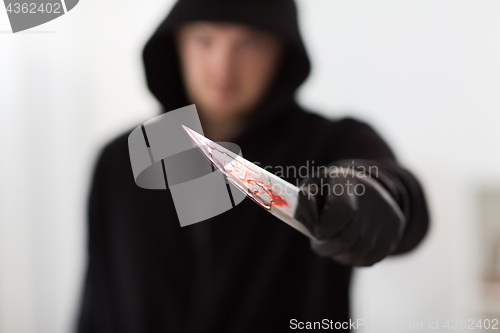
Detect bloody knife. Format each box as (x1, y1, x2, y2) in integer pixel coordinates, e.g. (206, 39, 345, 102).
(182, 125, 316, 240)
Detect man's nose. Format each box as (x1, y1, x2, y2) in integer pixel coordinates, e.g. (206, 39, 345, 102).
(210, 45, 236, 83)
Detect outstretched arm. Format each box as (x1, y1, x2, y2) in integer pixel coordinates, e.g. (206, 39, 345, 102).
(296, 118, 429, 266)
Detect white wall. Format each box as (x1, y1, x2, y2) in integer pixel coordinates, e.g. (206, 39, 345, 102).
(1, 1, 499, 332)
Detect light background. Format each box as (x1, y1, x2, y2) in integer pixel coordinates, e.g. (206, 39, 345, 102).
(1, 0, 499, 332)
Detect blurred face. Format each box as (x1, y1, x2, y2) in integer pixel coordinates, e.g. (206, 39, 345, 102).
(175, 22, 284, 122)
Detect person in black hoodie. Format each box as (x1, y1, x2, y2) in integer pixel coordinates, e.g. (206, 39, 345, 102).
(77, 0, 430, 332)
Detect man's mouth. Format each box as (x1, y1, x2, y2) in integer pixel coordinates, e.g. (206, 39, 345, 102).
(211, 86, 236, 101)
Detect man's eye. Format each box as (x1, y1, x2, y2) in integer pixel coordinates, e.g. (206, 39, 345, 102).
(241, 38, 260, 50)
(192, 34, 210, 46)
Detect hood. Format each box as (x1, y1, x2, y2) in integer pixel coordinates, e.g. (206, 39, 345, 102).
(142, 0, 311, 130)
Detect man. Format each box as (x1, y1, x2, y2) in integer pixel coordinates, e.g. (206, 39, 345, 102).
(77, 0, 429, 332)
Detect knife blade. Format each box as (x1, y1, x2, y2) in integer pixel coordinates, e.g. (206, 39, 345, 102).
(182, 124, 316, 240)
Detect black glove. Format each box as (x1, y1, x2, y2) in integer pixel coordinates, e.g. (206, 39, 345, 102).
(295, 159, 408, 266)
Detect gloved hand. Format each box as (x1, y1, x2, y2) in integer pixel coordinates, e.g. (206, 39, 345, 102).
(295, 159, 407, 266)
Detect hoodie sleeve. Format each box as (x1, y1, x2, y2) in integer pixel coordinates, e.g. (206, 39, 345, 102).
(331, 118, 430, 255)
(77, 145, 116, 333)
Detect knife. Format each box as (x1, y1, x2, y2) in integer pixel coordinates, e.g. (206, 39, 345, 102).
(182, 125, 316, 240)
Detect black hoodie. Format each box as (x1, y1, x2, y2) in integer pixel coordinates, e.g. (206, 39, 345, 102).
(77, 0, 429, 332)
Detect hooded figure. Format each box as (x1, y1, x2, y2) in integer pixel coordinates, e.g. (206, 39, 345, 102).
(77, 0, 430, 332)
